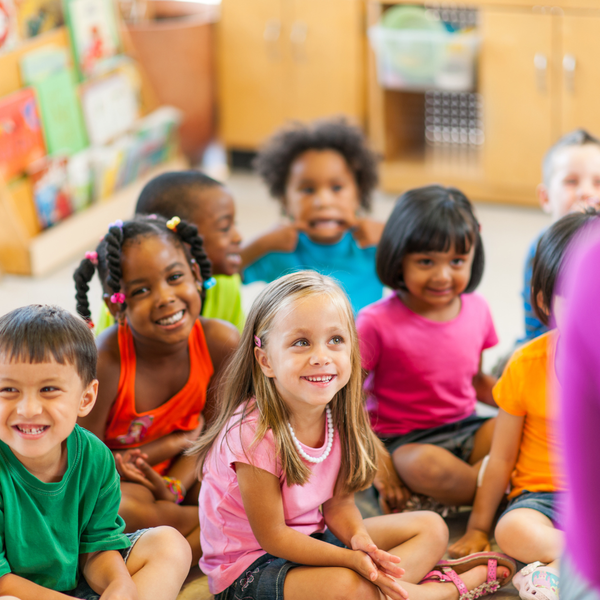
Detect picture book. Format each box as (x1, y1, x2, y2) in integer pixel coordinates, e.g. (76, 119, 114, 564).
(0, 0, 19, 54)
(28, 155, 73, 228)
(0, 87, 46, 181)
(15, 0, 63, 39)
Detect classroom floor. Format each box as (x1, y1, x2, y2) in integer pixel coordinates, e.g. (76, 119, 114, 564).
(0, 169, 548, 598)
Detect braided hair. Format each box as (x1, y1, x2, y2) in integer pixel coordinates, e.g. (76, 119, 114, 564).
(73, 214, 212, 327)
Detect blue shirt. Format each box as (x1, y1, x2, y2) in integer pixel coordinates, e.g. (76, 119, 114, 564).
(243, 231, 384, 313)
(521, 229, 549, 343)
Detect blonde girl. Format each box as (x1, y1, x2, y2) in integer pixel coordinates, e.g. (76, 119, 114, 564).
(191, 271, 513, 600)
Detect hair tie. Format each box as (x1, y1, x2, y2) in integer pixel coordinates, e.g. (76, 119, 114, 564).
(86, 319, 95, 330)
(147, 214, 158, 220)
(84, 251, 98, 265)
(162, 476, 186, 504)
(110, 292, 126, 304)
(166, 216, 181, 231)
(109, 219, 123, 230)
(203, 277, 217, 290)
(254, 335, 262, 348)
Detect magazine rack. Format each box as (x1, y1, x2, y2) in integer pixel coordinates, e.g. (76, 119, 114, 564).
(0, 26, 185, 276)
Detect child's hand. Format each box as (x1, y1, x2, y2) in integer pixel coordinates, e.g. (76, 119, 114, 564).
(115, 455, 176, 502)
(351, 218, 384, 248)
(349, 534, 407, 600)
(373, 456, 411, 513)
(448, 529, 491, 558)
(118, 448, 149, 465)
(99, 578, 138, 600)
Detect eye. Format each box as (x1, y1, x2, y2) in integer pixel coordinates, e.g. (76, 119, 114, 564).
(130, 286, 149, 297)
(168, 272, 184, 283)
(451, 258, 466, 266)
(331, 184, 343, 192)
(219, 224, 232, 233)
(564, 177, 578, 186)
(417, 258, 433, 266)
(301, 186, 315, 195)
(292, 339, 309, 347)
(0, 387, 18, 394)
(41, 386, 59, 393)
(330, 335, 344, 345)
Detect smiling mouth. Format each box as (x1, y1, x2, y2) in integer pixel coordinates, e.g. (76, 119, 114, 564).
(156, 310, 185, 326)
(303, 375, 335, 383)
(309, 219, 345, 229)
(227, 253, 242, 265)
(14, 425, 49, 435)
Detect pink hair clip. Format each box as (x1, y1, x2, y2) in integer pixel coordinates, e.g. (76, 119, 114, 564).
(110, 292, 126, 304)
(109, 219, 123, 230)
(254, 335, 262, 348)
(147, 214, 158, 220)
(85, 251, 98, 265)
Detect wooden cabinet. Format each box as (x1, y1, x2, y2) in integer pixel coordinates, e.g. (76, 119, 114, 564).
(219, 0, 365, 150)
(368, 0, 600, 206)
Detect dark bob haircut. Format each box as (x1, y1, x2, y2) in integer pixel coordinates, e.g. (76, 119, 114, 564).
(532, 208, 600, 325)
(136, 170, 223, 223)
(0, 305, 97, 385)
(254, 117, 379, 211)
(377, 185, 484, 293)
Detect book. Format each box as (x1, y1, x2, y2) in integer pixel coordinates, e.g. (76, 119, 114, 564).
(28, 155, 73, 228)
(0, 0, 19, 54)
(0, 87, 46, 181)
(15, 0, 63, 39)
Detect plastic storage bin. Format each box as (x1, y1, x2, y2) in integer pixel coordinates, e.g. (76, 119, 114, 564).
(368, 25, 479, 92)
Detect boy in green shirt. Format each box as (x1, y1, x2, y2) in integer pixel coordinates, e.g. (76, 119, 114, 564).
(0, 305, 190, 600)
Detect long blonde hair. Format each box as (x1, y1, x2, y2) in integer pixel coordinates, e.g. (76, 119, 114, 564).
(189, 271, 379, 494)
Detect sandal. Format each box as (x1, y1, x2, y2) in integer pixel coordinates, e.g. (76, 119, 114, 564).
(420, 553, 516, 600)
(512, 562, 559, 600)
(436, 552, 517, 586)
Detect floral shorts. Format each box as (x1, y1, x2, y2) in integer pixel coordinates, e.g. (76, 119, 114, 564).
(66, 529, 149, 599)
(215, 530, 346, 600)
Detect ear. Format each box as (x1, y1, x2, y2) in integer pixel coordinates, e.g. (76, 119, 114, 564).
(190, 259, 201, 282)
(78, 379, 99, 418)
(103, 294, 121, 319)
(254, 346, 275, 378)
(536, 290, 550, 317)
(537, 184, 552, 214)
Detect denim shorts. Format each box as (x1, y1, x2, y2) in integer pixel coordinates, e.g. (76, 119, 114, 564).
(215, 530, 346, 600)
(66, 529, 149, 599)
(500, 490, 562, 525)
(380, 413, 490, 462)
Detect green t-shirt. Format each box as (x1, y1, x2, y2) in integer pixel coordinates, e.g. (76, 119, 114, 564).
(95, 273, 246, 336)
(0, 425, 130, 591)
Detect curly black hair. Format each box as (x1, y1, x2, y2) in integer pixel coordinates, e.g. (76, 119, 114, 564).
(73, 214, 212, 326)
(254, 118, 379, 211)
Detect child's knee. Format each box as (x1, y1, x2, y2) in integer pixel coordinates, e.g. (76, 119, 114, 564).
(136, 526, 192, 568)
(421, 511, 449, 548)
(331, 569, 380, 600)
(494, 512, 521, 550)
(400, 446, 448, 485)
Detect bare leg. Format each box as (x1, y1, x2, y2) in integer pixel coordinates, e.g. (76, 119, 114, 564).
(119, 482, 201, 565)
(468, 418, 495, 465)
(126, 526, 190, 600)
(495, 508, 563, 570)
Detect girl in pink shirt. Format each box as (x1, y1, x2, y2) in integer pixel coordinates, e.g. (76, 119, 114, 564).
(190, 271, 513, 600)
(357, 185, 498, 512)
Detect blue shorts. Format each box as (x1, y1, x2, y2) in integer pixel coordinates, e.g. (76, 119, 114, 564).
(66, 529, 148, 599)
(215, 530, 346, 600)
(500, 490, 562, 526)
(381, 414, 490, 462)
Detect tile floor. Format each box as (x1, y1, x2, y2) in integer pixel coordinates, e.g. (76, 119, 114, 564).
(0, 170, 549, 598)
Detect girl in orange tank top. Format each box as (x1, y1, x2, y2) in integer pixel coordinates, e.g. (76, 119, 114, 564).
(74, 215, 240, 566)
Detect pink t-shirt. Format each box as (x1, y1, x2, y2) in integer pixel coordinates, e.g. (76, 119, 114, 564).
(199, 403, 342, 594)
(356, 293, 498, 437)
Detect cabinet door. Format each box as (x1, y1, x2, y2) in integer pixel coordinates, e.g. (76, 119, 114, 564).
(560, 14, 600, 135)
(219, 0, 286, 148)
(287, 0, 364, 123)
(480, 10, 555, 193)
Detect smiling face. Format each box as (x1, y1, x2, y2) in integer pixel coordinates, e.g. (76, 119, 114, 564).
(540, 144, 600, 220)
(254, 294, 352, 418)
(284, 149, 360, 244)
(192, 187, 242, 276)
(400, 243, 475, 319)
(0, 358, 96, 481)
(120, 234, 202, 345)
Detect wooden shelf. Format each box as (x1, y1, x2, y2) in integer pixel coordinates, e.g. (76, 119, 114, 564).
(0, 157, 188, 276)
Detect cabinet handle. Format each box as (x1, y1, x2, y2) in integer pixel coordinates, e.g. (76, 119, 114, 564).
(563, 54, 576, 93)
(263, 19, 281, 60)
(290, 21, 308, 62)
(534, 53, 547, 93)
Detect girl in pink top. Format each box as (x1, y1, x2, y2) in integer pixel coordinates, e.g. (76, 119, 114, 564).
(357, 185, 498, 512)
(191, 271, 513, 600)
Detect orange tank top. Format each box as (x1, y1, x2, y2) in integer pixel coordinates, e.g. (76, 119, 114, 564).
(104, 320, 214, 473)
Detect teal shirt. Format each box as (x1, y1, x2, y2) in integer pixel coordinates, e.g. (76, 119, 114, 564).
(0, 425, 130, 591)
(243, 231, 384, 313)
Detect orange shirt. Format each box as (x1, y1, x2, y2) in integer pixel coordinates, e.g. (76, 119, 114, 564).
(104, 320, 214, 473)
(493, 331, 563, 499)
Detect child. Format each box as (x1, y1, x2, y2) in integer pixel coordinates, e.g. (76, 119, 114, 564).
(242, 118, 385, 313)
(521, 128, 600, 343)
(73, 215, 240, 564)
(356, 185, 498, 512)
(0, 304, 190, 599)
(449, 209, 600, 600)
(191, 271, 515, 600)
(558, 222, 600, 599)
(96, 170, 245, 334)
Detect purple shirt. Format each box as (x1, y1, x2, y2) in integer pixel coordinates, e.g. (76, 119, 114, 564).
(199, 403, 341, 594)
(356, 293, 498, 436)
(559, 228, 600, 589)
